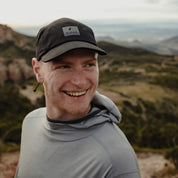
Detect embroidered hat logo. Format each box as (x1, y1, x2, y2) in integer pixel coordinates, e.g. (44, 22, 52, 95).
(62, 26, 80, 37)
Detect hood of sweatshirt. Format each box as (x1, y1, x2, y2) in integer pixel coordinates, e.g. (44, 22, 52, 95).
(26, 91, 122, 141)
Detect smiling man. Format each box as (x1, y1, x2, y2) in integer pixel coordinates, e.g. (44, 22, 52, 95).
(15, 18, 141, 178)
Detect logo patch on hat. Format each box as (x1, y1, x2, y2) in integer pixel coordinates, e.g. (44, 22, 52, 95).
(62, 26, 80, 37)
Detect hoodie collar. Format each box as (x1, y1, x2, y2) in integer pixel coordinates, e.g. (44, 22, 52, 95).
(45, 91, 121, 127)
(43, 91, 121, 141)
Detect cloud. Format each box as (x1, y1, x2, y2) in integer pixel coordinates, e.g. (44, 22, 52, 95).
(144, 0, 178, 5)
(144, 0, 160, 4)
(1, 0, 178, 26)
(166, 0, 178, 4)
(162, 0, 178, 5)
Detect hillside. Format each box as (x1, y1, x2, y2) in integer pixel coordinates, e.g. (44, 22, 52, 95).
(0, 24, 35, 83)
(144, 36, 178, 55)
(98, 41, 178, 90)
(0, 25, 178, 153)
(100, 41, 178, 149)
(0, 24, 35, 50)
(162, 36, 178, 46)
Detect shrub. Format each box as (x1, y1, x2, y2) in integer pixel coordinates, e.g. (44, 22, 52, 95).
(150, 74, 178, 90)
(138, 123, 178, 148)
(3, 124, 22, 143)
(138, 125, 163, 148)
(0, 84, 35, 144)
(165, 146, 178, 169)
(119, 123, 138, 144)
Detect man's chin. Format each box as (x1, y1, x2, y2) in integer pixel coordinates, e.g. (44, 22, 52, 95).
(67, 106, 91, 118)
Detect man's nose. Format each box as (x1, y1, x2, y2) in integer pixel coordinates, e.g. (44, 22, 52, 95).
(71, 69, 86, 87)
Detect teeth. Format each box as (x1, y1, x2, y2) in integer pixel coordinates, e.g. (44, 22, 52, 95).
(64, 91, 86, 96)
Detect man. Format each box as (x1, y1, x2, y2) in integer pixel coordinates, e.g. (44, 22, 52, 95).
(15, 18, 141, 178)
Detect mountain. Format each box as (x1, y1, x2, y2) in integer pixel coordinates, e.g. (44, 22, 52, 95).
(0, 24, 35, 83)
(0, 24, 35, 50)
(159, 36, 178, 54)
(139, 36, 178, 55)
(98, 36, 178, 55)
(162, 36, 178, 45)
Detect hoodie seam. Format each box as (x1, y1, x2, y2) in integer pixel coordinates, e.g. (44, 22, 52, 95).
(91, 131, 119, 177)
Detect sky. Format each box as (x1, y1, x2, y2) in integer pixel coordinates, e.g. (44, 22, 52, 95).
(0, 0, 178, 27)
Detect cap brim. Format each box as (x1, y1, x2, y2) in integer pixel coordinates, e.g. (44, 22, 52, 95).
(41, 41, 107, 62)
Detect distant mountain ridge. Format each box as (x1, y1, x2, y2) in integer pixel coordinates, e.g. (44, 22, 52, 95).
(97, 35, 178, 55)
(0, 24, 35, 51)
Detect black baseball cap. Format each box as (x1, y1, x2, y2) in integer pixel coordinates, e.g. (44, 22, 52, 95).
(36, 18, 107, 62)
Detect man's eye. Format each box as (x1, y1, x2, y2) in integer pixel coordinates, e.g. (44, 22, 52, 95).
(86, 63, 95, 67)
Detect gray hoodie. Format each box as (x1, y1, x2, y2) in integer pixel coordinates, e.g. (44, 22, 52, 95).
(15, 92, 141, 178)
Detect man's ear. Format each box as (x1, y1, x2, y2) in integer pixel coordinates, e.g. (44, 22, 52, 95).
(32, 58, 44, 83)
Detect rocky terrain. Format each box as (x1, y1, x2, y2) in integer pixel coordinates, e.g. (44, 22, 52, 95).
(0, 57, 34, 83)
(0, 24, 35, 83)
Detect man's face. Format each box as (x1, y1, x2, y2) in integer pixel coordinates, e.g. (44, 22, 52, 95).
(40, 49, 99, 120)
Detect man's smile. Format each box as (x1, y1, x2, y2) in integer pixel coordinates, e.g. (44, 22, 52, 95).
(63, 90, 87, 97)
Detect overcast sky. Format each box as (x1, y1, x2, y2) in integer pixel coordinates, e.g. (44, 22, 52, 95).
(0, 0, 178, 27)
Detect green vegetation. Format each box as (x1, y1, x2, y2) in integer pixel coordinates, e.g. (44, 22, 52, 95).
(150, 74, 178, 90)
(165, 146, 178, 168)
(117, 98, 178, 149)
(0, 84, 35, 153)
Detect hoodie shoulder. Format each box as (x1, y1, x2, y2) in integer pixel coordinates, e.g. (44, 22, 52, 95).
(23, 107, 46, 123)
(92, 123, 140, 177)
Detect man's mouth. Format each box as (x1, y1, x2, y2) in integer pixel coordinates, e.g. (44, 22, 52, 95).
(63, 90, 87, 97)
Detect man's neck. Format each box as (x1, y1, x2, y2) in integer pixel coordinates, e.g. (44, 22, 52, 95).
(46, 105, 91, 121)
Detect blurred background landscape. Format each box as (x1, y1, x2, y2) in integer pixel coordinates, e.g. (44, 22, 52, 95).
(0, 0, 178, 177)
